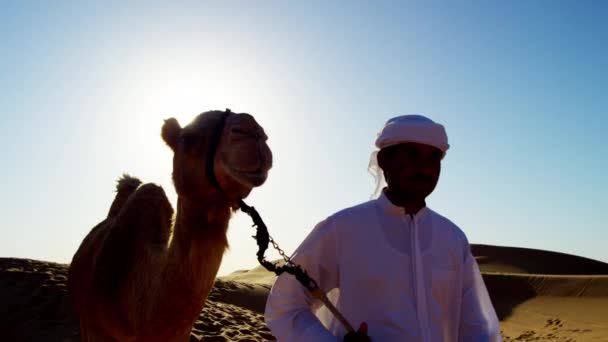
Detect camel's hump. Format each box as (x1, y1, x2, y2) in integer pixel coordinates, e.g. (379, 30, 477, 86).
(108, 174, 144, 218)
(116, 174, 143, 194)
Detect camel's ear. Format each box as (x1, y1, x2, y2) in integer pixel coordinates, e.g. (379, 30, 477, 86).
(162, 118, 182, 152)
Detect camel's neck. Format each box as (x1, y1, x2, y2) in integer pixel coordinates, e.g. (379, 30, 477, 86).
(173, 197, 231, 245)
(128, 196, 232, 330)
(164, 197, 231, 295)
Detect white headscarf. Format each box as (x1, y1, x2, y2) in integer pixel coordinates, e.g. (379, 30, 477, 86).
(368, 114, 450, 198)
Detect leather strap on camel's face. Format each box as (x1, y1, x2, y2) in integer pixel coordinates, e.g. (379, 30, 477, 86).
(205, 109, 233, 194)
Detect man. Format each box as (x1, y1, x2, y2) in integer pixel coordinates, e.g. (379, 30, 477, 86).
(265, 115, 501, 341)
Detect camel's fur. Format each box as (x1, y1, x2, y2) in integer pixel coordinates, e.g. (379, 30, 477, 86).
(68, 110, 272, 341)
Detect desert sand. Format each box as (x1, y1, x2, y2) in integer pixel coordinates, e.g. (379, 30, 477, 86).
(1, 244, 607, 341)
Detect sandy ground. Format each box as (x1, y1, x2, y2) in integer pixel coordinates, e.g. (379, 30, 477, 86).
(1, 244, 607, 341)
(499, 296, 608, 341)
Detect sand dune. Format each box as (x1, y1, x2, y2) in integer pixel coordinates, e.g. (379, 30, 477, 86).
(473, 244, 608, 275)
(1, 244, 607, 341)
(470, 245, 608, 341)
(0, 258, 273, 341)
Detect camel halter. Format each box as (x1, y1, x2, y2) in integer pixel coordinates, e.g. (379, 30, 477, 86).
(206, 109, 355, 333)
(205, 109, 232, 192)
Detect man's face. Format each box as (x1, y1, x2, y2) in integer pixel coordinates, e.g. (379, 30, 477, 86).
(378, 142, 442, 201)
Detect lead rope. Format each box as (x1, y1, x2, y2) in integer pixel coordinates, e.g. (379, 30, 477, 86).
(237, 199, 355, 333)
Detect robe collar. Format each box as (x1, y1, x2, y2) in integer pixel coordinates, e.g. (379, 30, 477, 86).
(377, 189, 429, 222)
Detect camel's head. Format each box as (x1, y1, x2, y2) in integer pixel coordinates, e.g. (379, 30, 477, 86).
(161, 110, 272, 203)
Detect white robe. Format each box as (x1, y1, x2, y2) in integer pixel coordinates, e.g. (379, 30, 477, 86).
(264, 193, 501, 341)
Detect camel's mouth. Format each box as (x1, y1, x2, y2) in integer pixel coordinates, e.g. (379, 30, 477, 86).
(228, 167, 269, 188)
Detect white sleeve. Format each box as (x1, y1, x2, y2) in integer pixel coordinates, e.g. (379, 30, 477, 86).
(458, 249, 502, 342)
(264, 218, 340, 342)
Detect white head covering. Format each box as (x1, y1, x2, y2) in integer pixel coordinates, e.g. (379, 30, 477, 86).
(368, 114, 449, 198)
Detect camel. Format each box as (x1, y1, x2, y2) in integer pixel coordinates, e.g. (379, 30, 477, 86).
(68, 110, 273, 341)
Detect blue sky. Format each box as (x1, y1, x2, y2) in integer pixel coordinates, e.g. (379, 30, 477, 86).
(1, 1, 606, 275)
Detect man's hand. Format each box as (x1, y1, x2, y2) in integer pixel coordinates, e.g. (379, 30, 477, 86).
(343, 322, 372, 342)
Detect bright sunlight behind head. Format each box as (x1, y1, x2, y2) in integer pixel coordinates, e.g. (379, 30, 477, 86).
(115, 51, 280, 206)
